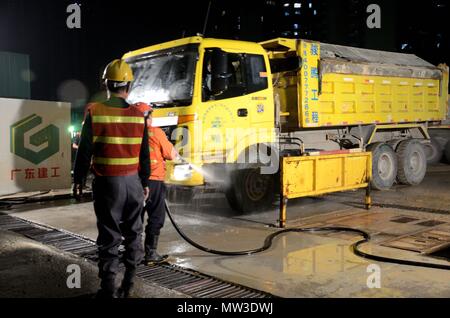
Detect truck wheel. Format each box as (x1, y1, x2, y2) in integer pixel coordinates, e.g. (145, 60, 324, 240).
(225, 168, 274, 213)
(422, 138, 443, 165)
(396, 139, 427, 185)
(445, 141, 450, 164)
(367, 143, 398, 190)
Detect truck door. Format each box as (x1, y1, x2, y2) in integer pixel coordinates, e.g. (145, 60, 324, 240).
(200, 49, 272, 163)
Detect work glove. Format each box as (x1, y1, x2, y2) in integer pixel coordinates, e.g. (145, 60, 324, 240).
(73, 183, 83, 201)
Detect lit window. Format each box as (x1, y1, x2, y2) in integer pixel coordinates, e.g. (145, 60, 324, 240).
(293, 23, 299, 29)
(401, 43, 408, 50)
(309, 2, 312, 8)
(294, 31, 299, 36)
(295, 10, 301, 15)
(284, 11, 290, 16)
(294, 2, 301, 8)
(284, 3, 290, 7)
(314, 10, 317, 15)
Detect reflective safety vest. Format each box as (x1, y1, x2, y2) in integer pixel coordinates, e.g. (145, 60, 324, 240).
(148, 127, 175, 181)
(88, 103, 145, 176)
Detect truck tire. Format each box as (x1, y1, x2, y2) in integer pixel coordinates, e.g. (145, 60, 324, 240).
(225, 168, 274, 213)
(396, 139, 427, 185)
(422, 138, 443, 165)
(445, 141, 450, 164)
(367, 142, 398, 190)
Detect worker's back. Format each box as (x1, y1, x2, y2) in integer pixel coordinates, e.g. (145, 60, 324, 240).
(86, 100, 146, 177)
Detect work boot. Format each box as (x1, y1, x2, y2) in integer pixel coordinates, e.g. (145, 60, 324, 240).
(96, 276, 118, 299)
(144, 234, 168, 264)
(118, 269, 136, 298)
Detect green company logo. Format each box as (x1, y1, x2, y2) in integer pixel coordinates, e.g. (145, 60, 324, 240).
(10, 114, 60, 164)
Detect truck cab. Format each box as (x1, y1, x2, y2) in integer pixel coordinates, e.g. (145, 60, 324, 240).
(124, 37, 278, 211)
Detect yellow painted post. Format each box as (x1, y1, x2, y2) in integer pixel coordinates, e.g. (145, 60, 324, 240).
(365, 183, 372, 210)
(365, 153, 372, 210)
(279, 196, 288, 229)
(279, 158, 287, 228)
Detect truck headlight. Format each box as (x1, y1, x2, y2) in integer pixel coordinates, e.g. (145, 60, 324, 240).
(172, 164, 193, 181)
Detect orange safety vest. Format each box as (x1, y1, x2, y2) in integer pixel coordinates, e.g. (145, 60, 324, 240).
(88, 103, 145, 177)
(148, 127, 175, 181)
(132, 103, 175, 181)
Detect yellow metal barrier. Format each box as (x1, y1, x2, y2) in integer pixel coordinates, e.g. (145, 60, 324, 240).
(279, 152, 372, 228)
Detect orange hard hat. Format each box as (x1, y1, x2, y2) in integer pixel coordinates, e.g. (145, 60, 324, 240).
(134, 102, 153, 115)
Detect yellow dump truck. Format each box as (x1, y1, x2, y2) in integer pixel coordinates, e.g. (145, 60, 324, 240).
(123, 36, 449, 213)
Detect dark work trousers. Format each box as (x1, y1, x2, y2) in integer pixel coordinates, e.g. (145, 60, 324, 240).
(142, 180, 166, 237)
(92, 174, 144, 280)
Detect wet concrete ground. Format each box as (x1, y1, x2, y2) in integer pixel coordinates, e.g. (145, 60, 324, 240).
(1, 165, 450, 297)
(0, 230, 186, 298)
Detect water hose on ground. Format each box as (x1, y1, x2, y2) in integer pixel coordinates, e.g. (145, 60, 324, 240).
(164, 200, 450, 270)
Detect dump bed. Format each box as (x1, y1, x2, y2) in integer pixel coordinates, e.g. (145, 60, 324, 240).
(261, 38, 449, 129)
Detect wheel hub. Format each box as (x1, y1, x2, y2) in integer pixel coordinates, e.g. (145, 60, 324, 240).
(245, 170, 269, 202)
(409, 151, 423, 174)
(378, 153, 394, 180)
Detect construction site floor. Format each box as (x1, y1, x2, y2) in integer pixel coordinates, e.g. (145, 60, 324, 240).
(1, 165, 450, 298)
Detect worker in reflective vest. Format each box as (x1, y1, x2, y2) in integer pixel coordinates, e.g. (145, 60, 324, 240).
(73, 59, 150, 298)
(135, 103, 178, 264)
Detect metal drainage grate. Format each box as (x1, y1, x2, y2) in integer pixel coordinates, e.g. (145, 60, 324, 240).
(390, 216, 420, 224)
(135, 263, 273, 298)
(416, 220, 447, 227)
(381, 225, 450, 254)
(0, 213, 276, 298)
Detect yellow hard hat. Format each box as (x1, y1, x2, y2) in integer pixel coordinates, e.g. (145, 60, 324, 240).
(102, 59, 134, 82)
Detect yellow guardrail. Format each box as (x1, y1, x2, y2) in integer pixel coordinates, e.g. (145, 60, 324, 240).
(279, 151, 372, 228)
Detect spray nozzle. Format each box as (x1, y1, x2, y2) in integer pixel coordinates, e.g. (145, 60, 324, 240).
(176, 155, 189, 164)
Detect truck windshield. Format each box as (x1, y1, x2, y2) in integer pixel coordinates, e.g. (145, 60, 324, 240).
(127, 44, 198, 107)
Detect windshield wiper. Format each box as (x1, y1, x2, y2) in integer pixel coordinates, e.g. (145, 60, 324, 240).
(171, 99, 191, 106)
(153, 99, 191, 108)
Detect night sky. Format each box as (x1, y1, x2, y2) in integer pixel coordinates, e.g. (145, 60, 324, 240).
(0, 0, 448, 117)
(0, 0, 210, 107)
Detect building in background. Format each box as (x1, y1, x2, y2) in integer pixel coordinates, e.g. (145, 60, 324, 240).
(205, 0, 380, 46)
(0, 52, 31, 99)
(278, 1, 321, 39)
(204, 0, 448, 68)
(397, 0, 449, 66)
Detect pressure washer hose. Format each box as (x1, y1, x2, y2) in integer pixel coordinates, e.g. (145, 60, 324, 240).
(164, 200, 450, 270)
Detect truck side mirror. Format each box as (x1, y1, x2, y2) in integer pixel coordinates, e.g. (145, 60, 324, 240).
(210, 48, 230, 95)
